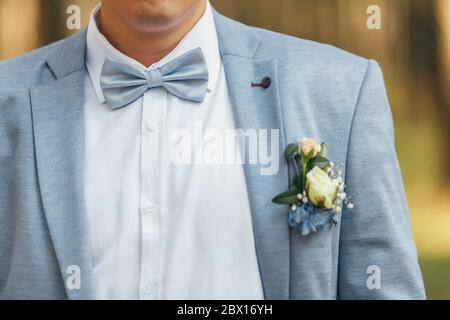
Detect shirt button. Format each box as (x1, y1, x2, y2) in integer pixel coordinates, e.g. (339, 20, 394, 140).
(143, 203, 156, 215)
(146, 120, 157, 132)
(145, 284, 153, 295)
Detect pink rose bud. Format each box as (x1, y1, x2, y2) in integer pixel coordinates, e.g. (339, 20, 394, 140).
(299, 138, 321, 157)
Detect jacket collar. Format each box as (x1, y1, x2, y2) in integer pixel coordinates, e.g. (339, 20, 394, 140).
(213, 9, 261, 58)
(46, 29, 87, 79)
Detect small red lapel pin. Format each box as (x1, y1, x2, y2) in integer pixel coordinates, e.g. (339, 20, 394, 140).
(251, 76, 272, 89)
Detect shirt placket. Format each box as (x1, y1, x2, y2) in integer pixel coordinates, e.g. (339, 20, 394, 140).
(139, 89, 166, 299)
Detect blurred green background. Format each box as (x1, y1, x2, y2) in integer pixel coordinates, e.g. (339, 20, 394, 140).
(1, 0, 449, 299)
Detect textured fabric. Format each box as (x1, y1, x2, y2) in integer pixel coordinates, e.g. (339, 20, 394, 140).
(0, 7, 425, 300)
(100, 47, 209, 109)
(84, 3, 263, 300)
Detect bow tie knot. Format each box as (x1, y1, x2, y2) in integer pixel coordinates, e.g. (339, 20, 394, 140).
(145, 68, 163, 88)
(100, 47, 209, 110)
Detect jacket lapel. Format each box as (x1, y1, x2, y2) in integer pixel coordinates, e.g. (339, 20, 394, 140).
(30, 30, 95, 299)
(214, 11, 290, 299)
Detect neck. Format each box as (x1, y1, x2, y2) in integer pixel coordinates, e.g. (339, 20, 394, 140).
(99, 2, 207, 67)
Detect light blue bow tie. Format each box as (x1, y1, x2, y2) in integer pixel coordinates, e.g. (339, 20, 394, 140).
(100, 47, 209, 110)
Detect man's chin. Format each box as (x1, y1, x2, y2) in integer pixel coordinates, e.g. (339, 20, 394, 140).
(133, 0, 178, 23)
(127, 3, 192, 33)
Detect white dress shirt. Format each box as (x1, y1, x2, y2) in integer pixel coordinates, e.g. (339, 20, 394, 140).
(84, 2, 264, 299)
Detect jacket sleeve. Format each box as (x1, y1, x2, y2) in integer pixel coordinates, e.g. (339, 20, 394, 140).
(337, 60, 426, 299)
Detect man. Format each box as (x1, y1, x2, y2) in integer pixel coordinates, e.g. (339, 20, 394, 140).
(0, 0, 425, 299)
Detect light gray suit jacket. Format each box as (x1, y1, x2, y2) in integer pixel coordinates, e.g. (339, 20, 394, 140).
(0, 10, 425, 299)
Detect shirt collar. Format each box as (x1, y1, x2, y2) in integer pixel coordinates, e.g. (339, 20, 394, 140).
(85, 1, 220, 104)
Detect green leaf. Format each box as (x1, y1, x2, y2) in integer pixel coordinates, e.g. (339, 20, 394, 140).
(294, 154, 301, 166)
(272, 188, 300, 205)
(297, 160, 306, 191)
(284, 143, 298, 161)
(308, 156, 330, 170)
(290, 176, 298, 188)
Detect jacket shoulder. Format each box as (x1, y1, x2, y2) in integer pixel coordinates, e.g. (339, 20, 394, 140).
(0, 38, 69, 89)
(251, 26, 370, 81)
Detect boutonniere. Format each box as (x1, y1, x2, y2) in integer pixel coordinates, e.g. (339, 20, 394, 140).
(272, 138, 353, 236)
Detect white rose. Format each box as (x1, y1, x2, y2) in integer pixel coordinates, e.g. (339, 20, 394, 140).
(306, 166, 339, 209)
